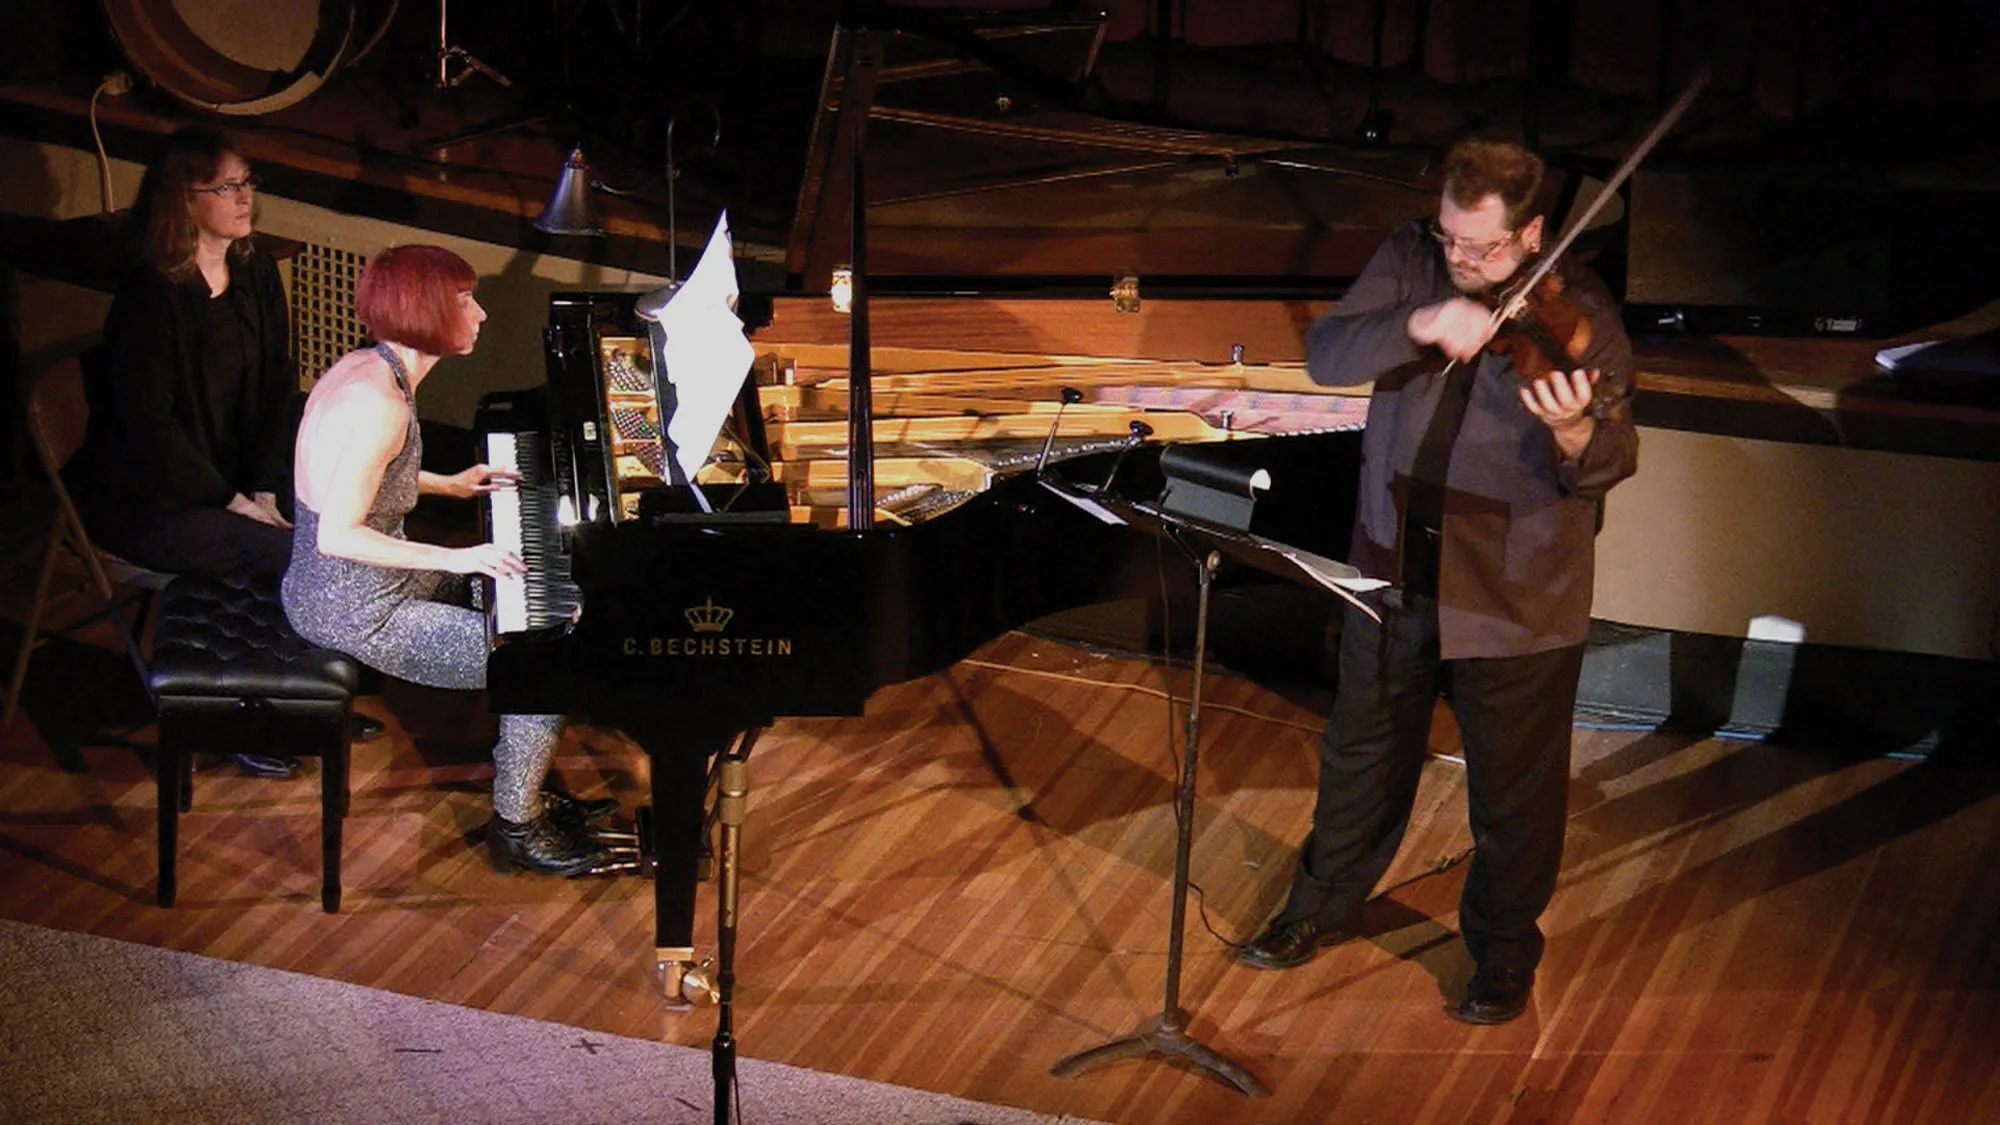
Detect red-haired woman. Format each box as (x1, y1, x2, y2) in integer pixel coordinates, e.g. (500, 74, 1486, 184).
(282, 245, 611, 876)
(67, 126, 295, 578)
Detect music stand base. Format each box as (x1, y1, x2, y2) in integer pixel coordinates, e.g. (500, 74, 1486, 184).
(1051, 1010, 1269, 1097)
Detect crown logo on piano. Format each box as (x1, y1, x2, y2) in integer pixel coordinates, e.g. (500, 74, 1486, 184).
(685, 598, 734, 633)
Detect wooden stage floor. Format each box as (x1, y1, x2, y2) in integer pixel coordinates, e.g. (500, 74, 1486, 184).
(2, 515, 1997, 1124)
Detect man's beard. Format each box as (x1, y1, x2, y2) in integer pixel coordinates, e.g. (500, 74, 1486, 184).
(1450, 265, 1493, 295)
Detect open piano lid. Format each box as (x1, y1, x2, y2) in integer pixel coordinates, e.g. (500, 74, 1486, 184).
(752, 14, 1401, 544)
(782, 13, 1440, 297)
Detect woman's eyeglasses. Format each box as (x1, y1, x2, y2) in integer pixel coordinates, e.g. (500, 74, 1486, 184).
(190, 174, 262, 200)
(1428, 218, 1518, 263)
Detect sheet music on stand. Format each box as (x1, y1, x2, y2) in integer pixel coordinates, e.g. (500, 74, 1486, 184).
(1255, 536, 1388, 623)
(1038, 478, 1388, 622)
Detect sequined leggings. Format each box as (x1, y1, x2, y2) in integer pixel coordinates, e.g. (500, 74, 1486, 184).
(283, 510, 558, 822)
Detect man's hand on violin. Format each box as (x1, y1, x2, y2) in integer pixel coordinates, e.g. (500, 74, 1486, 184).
(1520, 368, 1599, 460)
(1407, 298, 1497, 361)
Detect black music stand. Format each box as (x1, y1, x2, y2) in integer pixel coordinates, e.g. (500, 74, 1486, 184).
(1043, 448, 1373, 1098)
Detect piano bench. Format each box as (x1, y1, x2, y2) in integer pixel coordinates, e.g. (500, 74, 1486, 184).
(146, 573, 362, 913)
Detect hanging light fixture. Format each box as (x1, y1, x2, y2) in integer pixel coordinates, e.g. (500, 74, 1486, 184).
(533, 148, 603, 236)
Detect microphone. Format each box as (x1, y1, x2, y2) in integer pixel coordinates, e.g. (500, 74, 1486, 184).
(1099, 419, 1154, 493)
(1035, 386, 1084, 477)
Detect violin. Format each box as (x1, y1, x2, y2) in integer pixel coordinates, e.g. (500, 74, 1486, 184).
(1455, 64, 1711, 383)
(1481, 264, 1593, 381)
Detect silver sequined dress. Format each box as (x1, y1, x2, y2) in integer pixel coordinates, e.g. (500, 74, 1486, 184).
(281, 344, 560, 821)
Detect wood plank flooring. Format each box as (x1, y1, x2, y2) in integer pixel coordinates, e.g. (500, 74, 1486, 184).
(2, 546, 1997, 1124)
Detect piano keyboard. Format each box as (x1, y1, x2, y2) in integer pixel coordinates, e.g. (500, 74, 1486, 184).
(484, 431, 583, 635)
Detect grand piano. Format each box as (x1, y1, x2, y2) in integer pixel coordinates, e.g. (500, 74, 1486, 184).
(475, 15, 1386, 993)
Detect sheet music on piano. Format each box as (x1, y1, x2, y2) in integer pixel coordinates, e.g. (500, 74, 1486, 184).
(637, 212, 758, 498)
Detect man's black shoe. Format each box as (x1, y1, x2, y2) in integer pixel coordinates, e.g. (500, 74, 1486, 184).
(1236, 916, 1350, 970)
(229, 752, 301, 779)
(351, 715, 385, 743)
(1451, 966, 1534, 1025)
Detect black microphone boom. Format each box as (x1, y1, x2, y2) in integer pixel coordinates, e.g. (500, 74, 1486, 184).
(1099, 419, 1154, 493)
(1034, 386, 1085, 477)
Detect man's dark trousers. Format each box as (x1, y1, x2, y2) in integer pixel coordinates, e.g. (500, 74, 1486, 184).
(1280, 593, 1585, 974)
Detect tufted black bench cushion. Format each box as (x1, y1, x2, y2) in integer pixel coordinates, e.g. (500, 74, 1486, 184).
(147, 572, 360, 912)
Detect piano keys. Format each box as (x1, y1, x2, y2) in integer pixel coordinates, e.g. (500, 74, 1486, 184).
(481, 428, 582, 636)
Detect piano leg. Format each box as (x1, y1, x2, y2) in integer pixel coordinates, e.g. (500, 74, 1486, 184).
(633, 717, 740, 1007)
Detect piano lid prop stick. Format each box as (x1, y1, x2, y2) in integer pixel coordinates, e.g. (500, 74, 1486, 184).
(845, 113, 875, 529)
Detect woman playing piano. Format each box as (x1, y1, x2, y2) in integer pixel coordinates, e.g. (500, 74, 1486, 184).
(281, 245, 614, 876)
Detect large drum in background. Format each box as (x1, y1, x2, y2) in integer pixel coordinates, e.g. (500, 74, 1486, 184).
(101, 0, 397, 116)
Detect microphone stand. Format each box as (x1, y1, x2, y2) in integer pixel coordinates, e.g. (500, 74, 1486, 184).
(412, 0, 548, 152)
(708, 727, 756, 1125)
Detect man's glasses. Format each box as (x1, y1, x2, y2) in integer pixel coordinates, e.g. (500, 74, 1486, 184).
(1428, 218, 1518, 263)
(190, 175, 262, 200)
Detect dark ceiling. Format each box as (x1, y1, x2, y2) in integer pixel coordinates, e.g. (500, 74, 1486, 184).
(5, 1, 1994, 326)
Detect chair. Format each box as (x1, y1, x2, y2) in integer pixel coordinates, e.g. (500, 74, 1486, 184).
(2, 348, 174, 729)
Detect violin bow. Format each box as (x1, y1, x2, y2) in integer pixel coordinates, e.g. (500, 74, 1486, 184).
(1491, 64, 1713, 327)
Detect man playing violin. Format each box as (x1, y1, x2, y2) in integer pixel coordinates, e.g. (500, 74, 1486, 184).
(1237, 139, 1639, 1025)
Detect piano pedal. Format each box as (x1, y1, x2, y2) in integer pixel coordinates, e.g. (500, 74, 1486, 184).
(586, 857, 646, 876)
(626, 805, 710, 878)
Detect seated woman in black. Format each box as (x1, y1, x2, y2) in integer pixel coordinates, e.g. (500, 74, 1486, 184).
(66, 127, 313, 776)
(67, 126, 295, 580)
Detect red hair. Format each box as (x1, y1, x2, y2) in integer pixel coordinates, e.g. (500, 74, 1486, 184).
(354, 245, 479, 356)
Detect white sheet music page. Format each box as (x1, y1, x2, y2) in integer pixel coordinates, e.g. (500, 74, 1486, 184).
(1251, 535, 1389, 623)
(658, 213, 757, 483)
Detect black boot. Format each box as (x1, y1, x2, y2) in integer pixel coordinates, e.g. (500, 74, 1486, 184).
(542, 784, 620, 831)
(486, 812, 609, 877)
